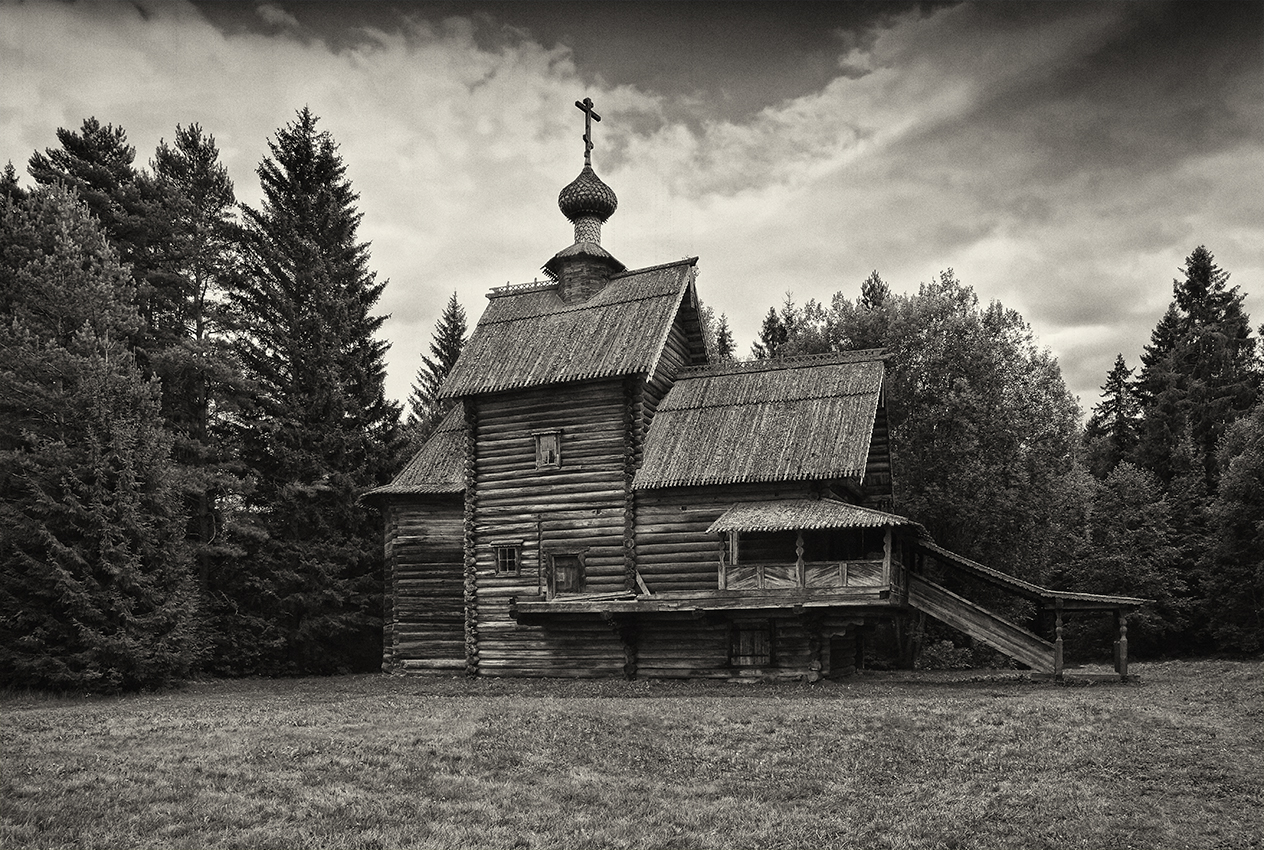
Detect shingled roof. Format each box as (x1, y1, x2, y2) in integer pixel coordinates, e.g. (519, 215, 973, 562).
(363, 406, 465, 499)
(632, 351, 886, 489)
(439, 259, 700, 398)
(706, 499, 922, 534)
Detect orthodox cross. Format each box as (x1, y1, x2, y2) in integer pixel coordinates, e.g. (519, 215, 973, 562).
(575, 97, 601, 166)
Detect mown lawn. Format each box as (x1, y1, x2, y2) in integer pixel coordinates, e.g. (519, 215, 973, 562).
(2, 660, 1261, 849)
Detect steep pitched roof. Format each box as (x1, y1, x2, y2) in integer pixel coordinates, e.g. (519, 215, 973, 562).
(632, 351, 886, 489)
(439, 259, 699, 398)
(363, 406, 465, 498)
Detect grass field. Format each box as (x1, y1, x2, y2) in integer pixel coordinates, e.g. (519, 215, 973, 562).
(2, 660, 1261, 849)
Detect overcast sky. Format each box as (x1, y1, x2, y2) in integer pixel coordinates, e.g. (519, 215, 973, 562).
(3, 0, 1261, 413)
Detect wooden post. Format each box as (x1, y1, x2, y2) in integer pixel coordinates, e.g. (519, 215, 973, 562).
(795, 529, 806, 587)
(882, 527, 892, 587)
(1053, 597, 1064, 681)
(1117, 613, 1129, 679)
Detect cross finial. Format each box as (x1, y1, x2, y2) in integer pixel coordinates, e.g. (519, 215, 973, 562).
(575, 97, 601, 166)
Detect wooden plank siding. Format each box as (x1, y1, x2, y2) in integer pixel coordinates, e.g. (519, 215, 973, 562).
(383, 499, 465, 672)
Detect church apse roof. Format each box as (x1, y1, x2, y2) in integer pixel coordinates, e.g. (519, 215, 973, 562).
(438, 258, 699, 398)
(632, 351, 886, 489)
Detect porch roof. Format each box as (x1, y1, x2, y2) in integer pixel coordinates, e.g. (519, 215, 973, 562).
(706, 498, 924, 534)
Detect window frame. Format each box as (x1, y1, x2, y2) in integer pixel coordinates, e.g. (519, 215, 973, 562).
(493, 544, 521, 576)
(730, 620, 774, 667)
(533, 428, 563, 469)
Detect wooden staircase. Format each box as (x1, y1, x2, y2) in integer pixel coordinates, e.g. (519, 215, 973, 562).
(907, 574, 1055, 673)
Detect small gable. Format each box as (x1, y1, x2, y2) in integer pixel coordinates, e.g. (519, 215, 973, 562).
(633, 351, 886, 489)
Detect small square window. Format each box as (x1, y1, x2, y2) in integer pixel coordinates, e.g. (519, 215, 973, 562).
(534, 430, 561, 468)
(495, 546, 520, 575)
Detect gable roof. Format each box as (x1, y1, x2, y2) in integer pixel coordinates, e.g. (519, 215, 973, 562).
(362, 406, 465, 499)
(632, 350, 886, 490)
(439, 259, 700, 398)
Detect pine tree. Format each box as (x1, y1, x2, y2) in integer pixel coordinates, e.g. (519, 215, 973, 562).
(1083, 354, 1140, 478)
(406, 291, 466, 446)
(0, 187, 200, 691)
(230, 107, 402, 674)
(149, 124, 250, 601)
(27, 118, 180, 358)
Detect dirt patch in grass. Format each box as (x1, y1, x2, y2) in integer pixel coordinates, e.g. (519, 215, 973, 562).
(2, 660, 1261, 849)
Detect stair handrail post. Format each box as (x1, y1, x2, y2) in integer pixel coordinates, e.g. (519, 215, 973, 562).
(1054, 597, 1064, 681)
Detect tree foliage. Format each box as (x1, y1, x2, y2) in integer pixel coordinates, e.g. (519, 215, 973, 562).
(227, 108, 401, 674)
(755, 271, 1080, 585)
(1202, 399, 1264, 652)
(406, 291, 466, 447)
(0, 187, 200, 691)
(1083, 354, 1140, 478)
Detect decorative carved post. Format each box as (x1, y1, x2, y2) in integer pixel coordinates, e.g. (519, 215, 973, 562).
(882, 527, 892, 586)
(1053, 597, 1064, 681)
(1117, 613, 1129, 679)
(462, 399, 480, 676)
(623, 377, 638, 593)
(795, 529, 805, 587)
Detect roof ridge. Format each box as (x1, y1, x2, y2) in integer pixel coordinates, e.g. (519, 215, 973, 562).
(477, 269, 694, 325)
(611, 256, 698, 278)
(678, 349, 886, 378)
(662, 387, 882, 412)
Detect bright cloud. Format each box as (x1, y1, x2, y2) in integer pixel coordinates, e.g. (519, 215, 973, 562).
(2, 0, 1260, 414)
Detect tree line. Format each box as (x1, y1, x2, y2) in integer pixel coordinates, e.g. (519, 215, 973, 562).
(722, 256, 1262, 657)
(3, 108, 1258, 691)
(1, 111, 463, 691)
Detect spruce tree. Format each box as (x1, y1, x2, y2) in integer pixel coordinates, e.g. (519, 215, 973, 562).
(751, 306, 788, 359)
(0, 187, 200, 691)
(230, 107, 401, 674)
(406, 291, 466, 447)
(714, 313, 735, 361)
(1083, 354, 1140, 478)
(1131, 247, 1259, 488)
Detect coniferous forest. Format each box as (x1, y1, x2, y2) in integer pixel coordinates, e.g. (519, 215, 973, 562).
(2, 111, 1261, 692)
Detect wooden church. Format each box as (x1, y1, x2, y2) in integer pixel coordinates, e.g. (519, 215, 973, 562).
(366, 99, 1145, 681)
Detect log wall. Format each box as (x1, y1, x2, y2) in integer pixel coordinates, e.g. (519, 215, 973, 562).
(470, 379, 631, 675)
(382, 498, 465, 672)
(633, 482, 821, 593)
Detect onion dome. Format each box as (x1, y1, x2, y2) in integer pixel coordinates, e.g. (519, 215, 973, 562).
(558, 165, 618, 223)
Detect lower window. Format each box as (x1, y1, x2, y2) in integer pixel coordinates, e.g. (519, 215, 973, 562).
(730, 621, 773, 667)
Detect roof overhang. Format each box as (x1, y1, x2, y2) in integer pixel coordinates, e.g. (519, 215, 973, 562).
(706, 499, 923, 534)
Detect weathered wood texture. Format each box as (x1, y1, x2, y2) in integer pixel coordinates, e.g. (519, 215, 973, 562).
(382, 498, 465, 672)
(862, 402, 893, 510)
(471, 379, 632, 674)
(907, 574, 1054, 672)
(633, 482, 821, 592)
